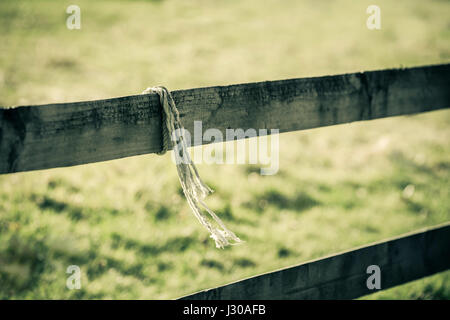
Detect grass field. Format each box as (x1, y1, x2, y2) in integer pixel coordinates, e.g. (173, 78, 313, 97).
(0, 0, 449, 299)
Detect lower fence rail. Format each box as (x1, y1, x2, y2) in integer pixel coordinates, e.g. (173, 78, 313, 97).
(179, 222, 450, 300)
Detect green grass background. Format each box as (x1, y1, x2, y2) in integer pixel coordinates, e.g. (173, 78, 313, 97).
(0, 0, 449, 299)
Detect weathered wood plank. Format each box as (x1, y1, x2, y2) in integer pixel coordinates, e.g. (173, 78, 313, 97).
(1, 64, 449, 174)
(179, 222, 450, 300)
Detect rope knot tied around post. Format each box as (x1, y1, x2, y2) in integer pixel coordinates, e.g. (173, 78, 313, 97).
(142, 86, 242, 248)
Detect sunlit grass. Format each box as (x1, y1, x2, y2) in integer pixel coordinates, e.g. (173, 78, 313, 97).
(0, 0, 449, 299)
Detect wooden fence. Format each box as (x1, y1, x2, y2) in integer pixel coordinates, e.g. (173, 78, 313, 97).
(0, 63, 449, 299)
(1, 64, 448, 174)
(180, 223, 450, 299)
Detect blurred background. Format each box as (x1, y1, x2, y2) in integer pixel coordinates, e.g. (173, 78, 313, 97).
(0, 0, 449, 299)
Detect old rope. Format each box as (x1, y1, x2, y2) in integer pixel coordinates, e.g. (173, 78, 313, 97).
(142, 86, 241, 248)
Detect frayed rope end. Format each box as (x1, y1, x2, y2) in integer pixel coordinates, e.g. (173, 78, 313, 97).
(143, 86, 242, 249)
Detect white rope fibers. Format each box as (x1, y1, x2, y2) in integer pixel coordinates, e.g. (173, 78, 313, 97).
(142, 86, 241, 248)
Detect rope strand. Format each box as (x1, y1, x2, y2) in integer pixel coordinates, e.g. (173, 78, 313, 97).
(142, 86, 241, 248)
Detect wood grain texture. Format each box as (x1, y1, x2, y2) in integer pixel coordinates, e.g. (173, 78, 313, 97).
(179, 222, 450, 300)
(1, 64, 449, 174)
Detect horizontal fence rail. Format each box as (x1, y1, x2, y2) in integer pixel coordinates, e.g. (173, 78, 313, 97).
(180, 222, 450, 300)
(0, 64, 449, 174)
